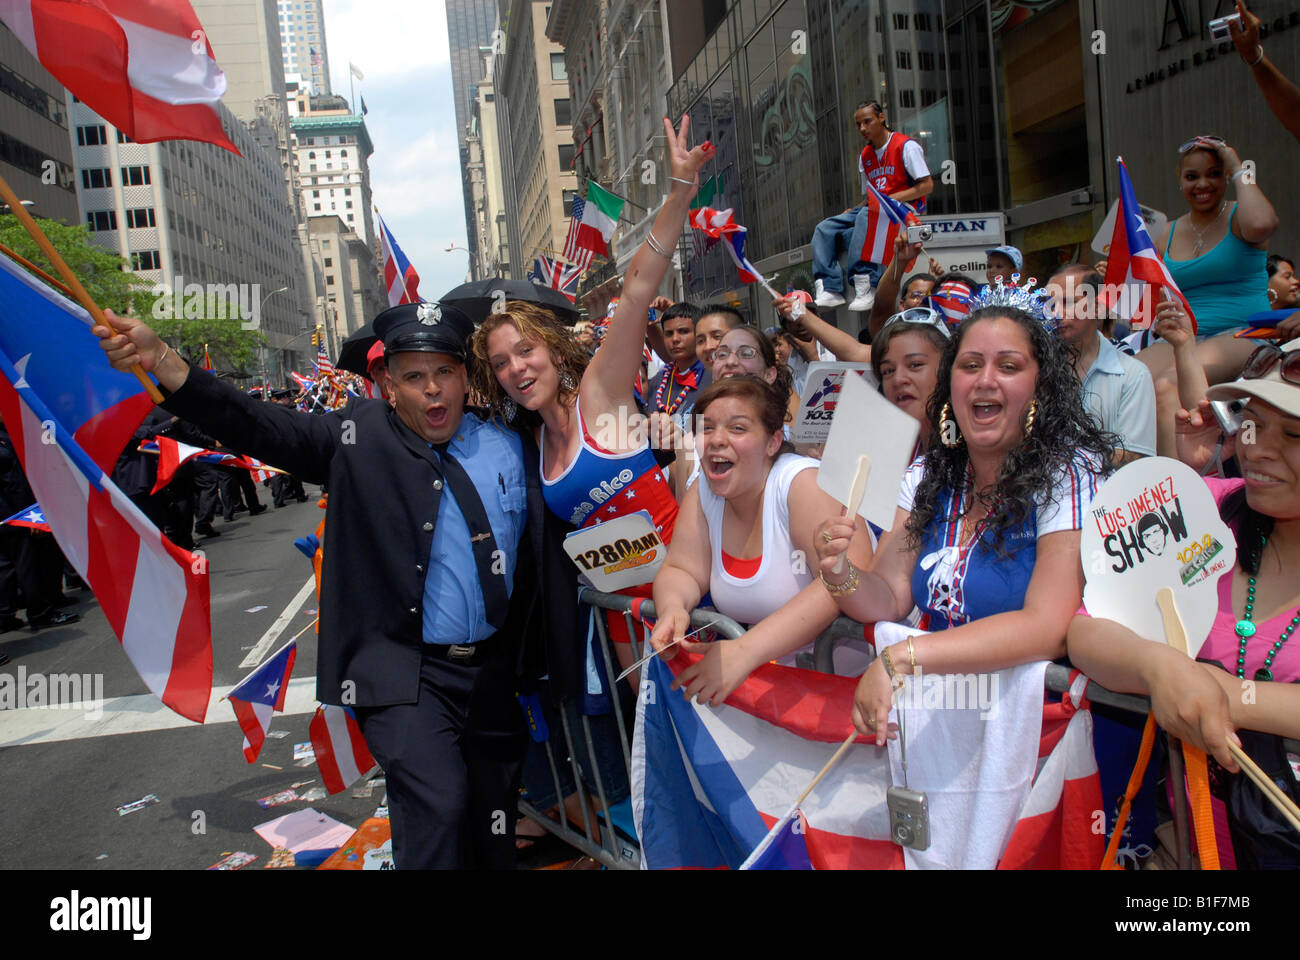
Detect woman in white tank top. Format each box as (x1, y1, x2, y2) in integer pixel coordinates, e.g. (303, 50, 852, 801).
(648, 376, 875, 706)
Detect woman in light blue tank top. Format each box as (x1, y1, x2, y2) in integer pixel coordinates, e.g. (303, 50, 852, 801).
(1127, 136, 1278, 455)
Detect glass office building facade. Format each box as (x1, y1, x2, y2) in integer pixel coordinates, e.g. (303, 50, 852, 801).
(665, 0, 1098, 318)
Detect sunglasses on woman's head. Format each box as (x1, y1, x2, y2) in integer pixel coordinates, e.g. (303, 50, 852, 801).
(713, 344, 760, 362)
(1242, 343, 1300, 385)
(883, 306, 951, 339)
(1177, 135, 1225, 155)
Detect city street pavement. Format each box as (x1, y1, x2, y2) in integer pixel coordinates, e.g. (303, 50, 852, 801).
(0, 493, 391, 871)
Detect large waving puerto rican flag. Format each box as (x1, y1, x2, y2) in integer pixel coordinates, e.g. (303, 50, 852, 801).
(860, 181, 920, 267)
(310, 704, 378, 794)
(633, 638, 1104, 870)
(0, 0, 237, 153)
(376, 210, 421, 307)
(1101, 158, 1196, 333)
(688, 207, 764, 287)
(227, 641, 297, 763)
(0, 254, 212, 722)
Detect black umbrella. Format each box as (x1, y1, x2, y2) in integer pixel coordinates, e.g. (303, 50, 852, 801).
(438, 278, 581, 326)
(336, 322, 378, 377)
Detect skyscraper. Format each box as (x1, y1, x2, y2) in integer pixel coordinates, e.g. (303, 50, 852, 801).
(445, 0, 498, 278)
(276, 0, 332, 95)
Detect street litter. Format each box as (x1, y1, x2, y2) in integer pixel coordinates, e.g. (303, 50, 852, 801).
(95, 854, 108, 861)
(264, 847, 296, 869)
(254, 808, 354, 854)
(245, 605, 268, 613)
(209, 851, 257, 870)
(267, 730, 289, 740)
(256, 789, 299, 809)
(262, 763, 283, 770)
(298, 786, 328, 802)
(291, 779, 316, 789)
(292, 742, 315, 760)
(294, 757, 315, 768)
(115, 794, 159, 816)
(373, 806, 388, 819)
(352, 780, 375, 799)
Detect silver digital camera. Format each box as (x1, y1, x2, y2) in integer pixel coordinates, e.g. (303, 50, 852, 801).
(906, 223, 933, 244)
(1208, 13, 1241, 41)
(886, 785, 930, 850)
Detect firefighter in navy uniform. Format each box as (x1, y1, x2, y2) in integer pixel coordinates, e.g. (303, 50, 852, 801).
(94, 301, 549, 869)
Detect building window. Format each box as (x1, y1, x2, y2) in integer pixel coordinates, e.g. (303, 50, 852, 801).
(558, 143, 576, 169)
(125, 207, 156, 228)
(313, 203, 321, 211)
(893, 12, 908, 30)
(920, 89, 938, 107)
(120, 165, 151, 185)
(76, 125, 107, 146)
(131, 250, 161, 270)
(896, 50, 911, 70)
(918, 51, 935, 71)
(308, 151, 316, 158)
(326, 275, 335, 285)
(116, 131, 133, 143)
(324, 257, 332, 267)
(550, 53, 567, 81)
(312, 189, 320, 197)
(563, 189, 576, 217)
(899, 89, 915, 109)
(914, 12, 932, 31)
(81, 168, 112, 189)
(554, 98, 571, 126)
(345, 200, 353, 208)
(86, 210, 117, 231)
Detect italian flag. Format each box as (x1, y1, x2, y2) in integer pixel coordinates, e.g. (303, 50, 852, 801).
(573, 181, 624, 257)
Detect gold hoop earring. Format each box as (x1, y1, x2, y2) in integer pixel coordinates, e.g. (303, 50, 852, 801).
(939, 402, 962, 448)
(1024, 399, 1038, 438)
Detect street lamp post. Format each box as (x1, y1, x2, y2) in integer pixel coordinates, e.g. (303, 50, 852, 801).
(257, 285, 291, 396)
(445, 242, 472, 282)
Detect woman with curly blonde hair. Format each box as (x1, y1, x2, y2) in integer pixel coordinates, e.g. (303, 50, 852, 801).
(471, 117, 715, 678)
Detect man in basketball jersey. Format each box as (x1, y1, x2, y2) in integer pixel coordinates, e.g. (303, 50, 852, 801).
(812, 100, 933, 313)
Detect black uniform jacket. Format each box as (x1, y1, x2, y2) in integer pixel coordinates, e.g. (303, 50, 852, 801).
(162, 367, 585, 707)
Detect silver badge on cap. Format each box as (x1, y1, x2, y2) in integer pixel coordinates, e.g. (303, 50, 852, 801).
(417, 303, 442, 325)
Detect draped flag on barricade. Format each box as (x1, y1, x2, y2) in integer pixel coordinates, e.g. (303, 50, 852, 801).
(377, 210, 422, 307)
(529, 255, 583, 302)
(0, 0, 238, 153)
(0, 253, 212, 722)
(633, 635, 1106, 870)
(859, 181, 921, 268)
(310, 704, 378, 794)
(2, 504, 50, 531)
(1101, 158, 1197, 333)
(227, 641, 297, 763)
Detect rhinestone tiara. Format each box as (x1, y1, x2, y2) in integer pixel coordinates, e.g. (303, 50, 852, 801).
(966, 274, 1055, 328)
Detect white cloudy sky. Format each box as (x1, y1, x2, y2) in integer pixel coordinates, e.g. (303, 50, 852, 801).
(321, 0, 472, 300)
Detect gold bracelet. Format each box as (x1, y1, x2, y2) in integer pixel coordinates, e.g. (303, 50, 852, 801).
(880, 645, 896, 680)
(820, 560, 860, 597)
(906, 635, 917, 672)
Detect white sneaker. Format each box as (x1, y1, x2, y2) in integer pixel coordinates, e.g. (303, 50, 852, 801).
(847, 274, 876, 312)
(814, 279, 845, 309)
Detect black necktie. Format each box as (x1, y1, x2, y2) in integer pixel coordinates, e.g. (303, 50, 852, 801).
(434, 443, 509, 631)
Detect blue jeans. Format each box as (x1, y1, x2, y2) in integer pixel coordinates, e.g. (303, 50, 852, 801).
(811, 206, 883, 294)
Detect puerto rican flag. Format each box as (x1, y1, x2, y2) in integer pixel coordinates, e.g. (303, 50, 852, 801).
(860, 181, 920, 267)
(1101, 158, 1196, 333)
(376, 210, 421, 307)
(633, 643, 1104, 870)
(0, 253, 212, 722)
(2, 504, 50, 531)
(0, 0, 238, 153)
(226, 640, 297, 762)
(310, 704, 378, 794)
(687, 207, 762, 285)
(926, 279, 975, 326)
(529, 254, 583, 302)
(139, 437, 280, 491)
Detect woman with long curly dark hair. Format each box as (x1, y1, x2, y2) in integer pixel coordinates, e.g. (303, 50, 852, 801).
(814, 304, 1115, 740)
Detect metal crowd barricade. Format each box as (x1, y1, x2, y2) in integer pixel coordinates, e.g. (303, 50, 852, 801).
(515, 588, 746, 869)
(519, 593, 1192, 870)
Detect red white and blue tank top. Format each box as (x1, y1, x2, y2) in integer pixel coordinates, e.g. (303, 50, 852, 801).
(541, 402, 678, 542)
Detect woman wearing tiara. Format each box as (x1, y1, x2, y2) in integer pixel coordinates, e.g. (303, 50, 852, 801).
(813, 284, 1115, 740)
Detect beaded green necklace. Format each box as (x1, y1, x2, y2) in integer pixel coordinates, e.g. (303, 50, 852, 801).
(1234, 535, 1300, 682)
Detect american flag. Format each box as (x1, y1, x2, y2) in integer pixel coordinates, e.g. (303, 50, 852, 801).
(562, 196, 595, 271)
(530, 254, 583, 302)
(860, 181, 920, 267)
(315, 345, 334, 379)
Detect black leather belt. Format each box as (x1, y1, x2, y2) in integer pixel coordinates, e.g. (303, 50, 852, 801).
(424, 632, 503, 665)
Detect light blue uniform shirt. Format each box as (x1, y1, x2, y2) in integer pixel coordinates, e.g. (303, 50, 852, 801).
(422, 412, 528, 645)
(1080, 332, 1157, 458)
